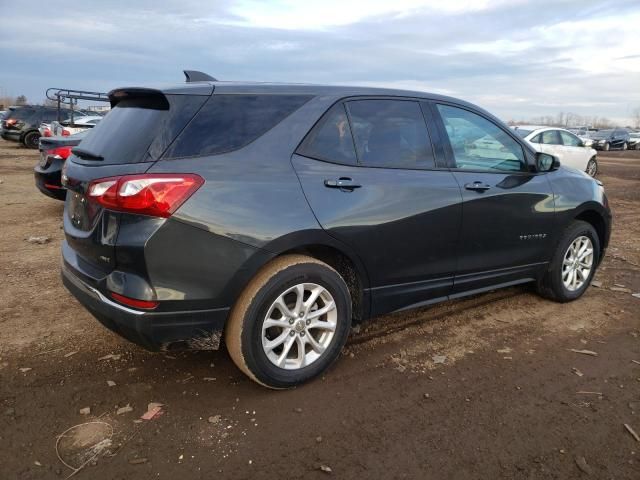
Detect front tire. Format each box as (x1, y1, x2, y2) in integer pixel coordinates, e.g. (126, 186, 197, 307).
(586, 157, 598, 177)
(537, 221, 600, 302)
(225, 254, 352, 389)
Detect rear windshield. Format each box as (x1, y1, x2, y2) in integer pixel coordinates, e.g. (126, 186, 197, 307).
(512, 128, 532, 138)
(163, 94, 313, 158)
(72, 94, 207, 165)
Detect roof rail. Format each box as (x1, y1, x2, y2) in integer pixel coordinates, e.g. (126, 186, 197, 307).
(183, 70, 218, 82)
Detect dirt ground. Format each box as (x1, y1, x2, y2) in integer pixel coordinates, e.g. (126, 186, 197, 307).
(1, 139, 639, 479)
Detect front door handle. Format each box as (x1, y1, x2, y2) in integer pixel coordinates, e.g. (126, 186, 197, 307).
(464, 181, 491, 192)
(324, 177, 362, 191)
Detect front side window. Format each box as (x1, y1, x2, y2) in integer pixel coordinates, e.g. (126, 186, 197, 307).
(346, 100, 435, 169)
(296, 103, 357, 165)
(541, 130, 562, 145)
(437, 104, 526, 172)
(559, 131, 581, 147)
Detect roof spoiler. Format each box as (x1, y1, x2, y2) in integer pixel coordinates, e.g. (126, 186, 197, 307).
(108, 88, 169, 109)
(183, 70, 218, 82)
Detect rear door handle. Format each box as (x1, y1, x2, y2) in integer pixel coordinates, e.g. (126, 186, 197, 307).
(464, 181, 491, 192)
(324, 177, 362, 190)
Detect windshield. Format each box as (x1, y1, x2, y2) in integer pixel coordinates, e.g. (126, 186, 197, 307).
(591, 129, 613, 139)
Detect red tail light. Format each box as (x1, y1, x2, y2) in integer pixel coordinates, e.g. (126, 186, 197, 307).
(110, 292, 159, 310)
(87, 173, 204, 218)
(47, 146, 72, 160)
(61, 129, 71, 136)
(6, 118, 17, 126)
(43, 128, 52, 137)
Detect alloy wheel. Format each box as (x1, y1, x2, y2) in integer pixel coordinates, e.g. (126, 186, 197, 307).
(261, 283, 337, 370)
(562, 236, 594, 291)
(586, 158, 597, 177)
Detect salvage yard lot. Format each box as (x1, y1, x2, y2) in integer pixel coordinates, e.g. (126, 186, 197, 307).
(1, 139, 639, 479)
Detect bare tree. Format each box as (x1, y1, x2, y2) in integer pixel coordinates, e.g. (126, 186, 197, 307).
(15, 95, 27, 105)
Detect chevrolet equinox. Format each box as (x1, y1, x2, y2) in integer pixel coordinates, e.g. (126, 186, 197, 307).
(61, 71, 612, 388)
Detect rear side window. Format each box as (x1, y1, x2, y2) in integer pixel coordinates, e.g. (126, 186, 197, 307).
(530, 133, 542, 143)
(73, 94, 207, 165)
(296, 103, 357, 165)
(541, 130, 562, 145)
(165, 94, 313, 158)
(346, 100, 435, 169)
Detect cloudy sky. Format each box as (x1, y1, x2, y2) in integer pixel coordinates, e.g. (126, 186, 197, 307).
(1, 0, 639, 124)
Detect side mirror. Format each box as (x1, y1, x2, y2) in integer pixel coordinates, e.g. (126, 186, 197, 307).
(536, 152, 560, 172)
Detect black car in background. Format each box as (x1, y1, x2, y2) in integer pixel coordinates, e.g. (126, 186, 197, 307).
(590, 128, 631, 151)
(1, 106, 75, 148)
(35, 130, 88, 200)
(61, 75, 611, 388)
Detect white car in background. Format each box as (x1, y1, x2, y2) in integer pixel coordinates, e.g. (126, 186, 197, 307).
(50, 115, 102, 136)
(511, 125, 598, 177)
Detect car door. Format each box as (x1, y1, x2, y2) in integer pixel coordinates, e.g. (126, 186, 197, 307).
(292, 99, 462, 315)
(559, 130, 589, 171)
(432, 103, 555, 294)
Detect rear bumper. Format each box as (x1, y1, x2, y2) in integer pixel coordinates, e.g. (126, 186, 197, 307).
(62, 261, 229, 351)
(34, 163, 66, 200)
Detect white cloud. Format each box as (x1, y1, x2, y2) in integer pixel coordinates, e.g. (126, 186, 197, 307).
(227, 0, 519, 30)
(0, 0, 639, 124)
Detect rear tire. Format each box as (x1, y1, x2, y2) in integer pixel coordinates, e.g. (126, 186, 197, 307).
(22, 131, 40, 149)
(536, 221, 600, 303)
(225, 254, 352, 389)
(586, 157, 597, 177)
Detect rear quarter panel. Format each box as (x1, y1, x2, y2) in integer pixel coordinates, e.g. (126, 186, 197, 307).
(149, 96, 370, 307)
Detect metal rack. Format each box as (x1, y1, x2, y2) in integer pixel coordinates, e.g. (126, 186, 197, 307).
(45, 88, 110, 123)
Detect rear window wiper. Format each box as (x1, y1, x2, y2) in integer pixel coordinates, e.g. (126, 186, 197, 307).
(71, 147, 104, 161)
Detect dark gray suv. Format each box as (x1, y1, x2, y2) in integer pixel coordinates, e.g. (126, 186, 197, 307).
(61, 72, 611, 388)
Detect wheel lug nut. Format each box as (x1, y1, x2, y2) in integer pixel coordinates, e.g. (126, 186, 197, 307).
(300, 331, 305, 336)
(299, 312, 304, 318)
(289, 331, 295, 336)
(288, 319, 294, 325)
(306, 319, 310, 325)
